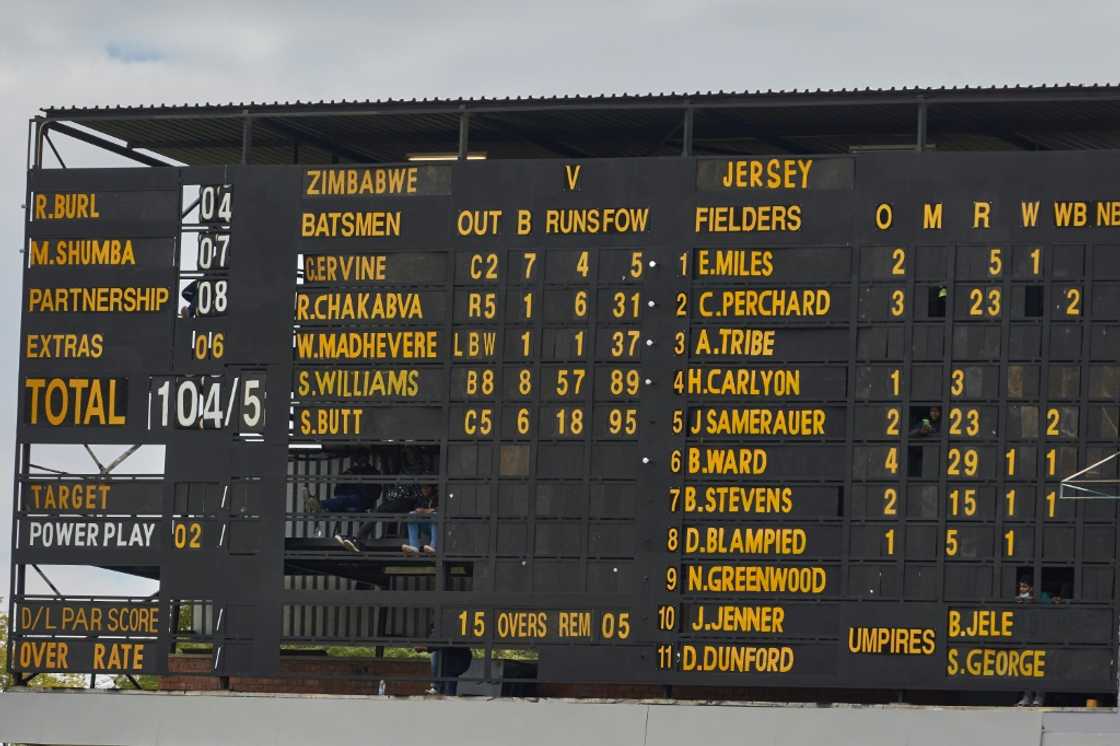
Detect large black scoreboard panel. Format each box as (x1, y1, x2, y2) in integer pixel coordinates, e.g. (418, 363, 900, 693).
(9, 151, 1120, 692)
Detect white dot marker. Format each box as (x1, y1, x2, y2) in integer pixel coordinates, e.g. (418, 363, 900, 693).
(645, 338, 654, 347)
(644, 378, 653, 385)
(642, 456, 651, 464)
(648, 260, 657, 268)
(647, 300, 656, 308)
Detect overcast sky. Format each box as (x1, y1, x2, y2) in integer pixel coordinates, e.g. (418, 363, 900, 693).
(2, 0, 1119, 600)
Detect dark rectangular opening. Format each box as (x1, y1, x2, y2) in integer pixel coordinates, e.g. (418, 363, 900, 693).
(927, 286, 946, 317)
(907, 445, 923, 478)
(289, 444, 442, 552)
(1025, 286, 1044, 317)
(1040, 566, 1074, 601)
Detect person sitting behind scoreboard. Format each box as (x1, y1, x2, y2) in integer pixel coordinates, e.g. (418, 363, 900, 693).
(299, 449, 383, 552)
(910, 405, 942, 437)
(402, 484, 439, 555)
(303, 448, 380, 513)
(335, 445, 430, 553)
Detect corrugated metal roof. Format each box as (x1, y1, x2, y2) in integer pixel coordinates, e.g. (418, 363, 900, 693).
(35, 84, 1120, 166)
(39, 83, 1120, 116)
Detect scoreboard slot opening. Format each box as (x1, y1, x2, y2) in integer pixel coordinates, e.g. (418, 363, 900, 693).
(1025, 286, 1045, 317)
(284, 444, 465, 581)
(27, 442, 166, 476)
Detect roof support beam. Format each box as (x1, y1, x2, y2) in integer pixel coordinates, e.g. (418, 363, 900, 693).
(473, 115, 595, 158)
(690, 141, 777, 157)
(698, 133, 802, 155)
(42, 121, 176, 167)
(44, 132, 67, 167)
(255, 117, 387, 163)
(642, 120, 682, 157)
(748, 134, 804, 155)
(696, 107, 807, 155)
(991, 130, 1049, 150)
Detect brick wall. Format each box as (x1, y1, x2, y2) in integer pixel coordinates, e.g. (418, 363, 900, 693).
(163, 655, 896, 702)
(162, 655, 431, 696)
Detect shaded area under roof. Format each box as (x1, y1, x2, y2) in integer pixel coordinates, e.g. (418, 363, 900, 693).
(35, 84, 1120, 166)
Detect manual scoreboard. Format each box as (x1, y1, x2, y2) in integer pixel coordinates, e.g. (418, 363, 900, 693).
(9, 151, 1120, 692)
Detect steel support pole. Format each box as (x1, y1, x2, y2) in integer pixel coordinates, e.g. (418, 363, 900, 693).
(458, 110, 470, 160)
(241, 113, 253, 165)
(681, 107, 694, 157)
(916, 101, 928, 152)
(33, 119, 45, 169)
(26, 118, 36, 171)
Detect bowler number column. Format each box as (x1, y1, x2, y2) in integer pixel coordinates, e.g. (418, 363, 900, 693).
(655, 243, 691, 674)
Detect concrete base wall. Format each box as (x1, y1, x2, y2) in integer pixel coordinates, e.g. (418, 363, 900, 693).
(0, 687, 1115, 746)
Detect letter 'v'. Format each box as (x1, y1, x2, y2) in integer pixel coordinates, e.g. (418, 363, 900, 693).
(564, 164, 582, 191)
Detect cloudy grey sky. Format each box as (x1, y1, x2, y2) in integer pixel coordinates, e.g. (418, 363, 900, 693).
(1, 0, 1118, 599)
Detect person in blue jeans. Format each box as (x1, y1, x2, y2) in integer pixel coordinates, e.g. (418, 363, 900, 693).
(402, 484, 438, 555)
(300, 449, 381, 552)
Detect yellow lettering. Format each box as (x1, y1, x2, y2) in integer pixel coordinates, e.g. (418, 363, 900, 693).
(23, 377, 126, 427)
(973, 201, 991, 229)
(694, 205, 801, 233)
(564, 164, 582, 190)
(923, 202, 943, 229)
